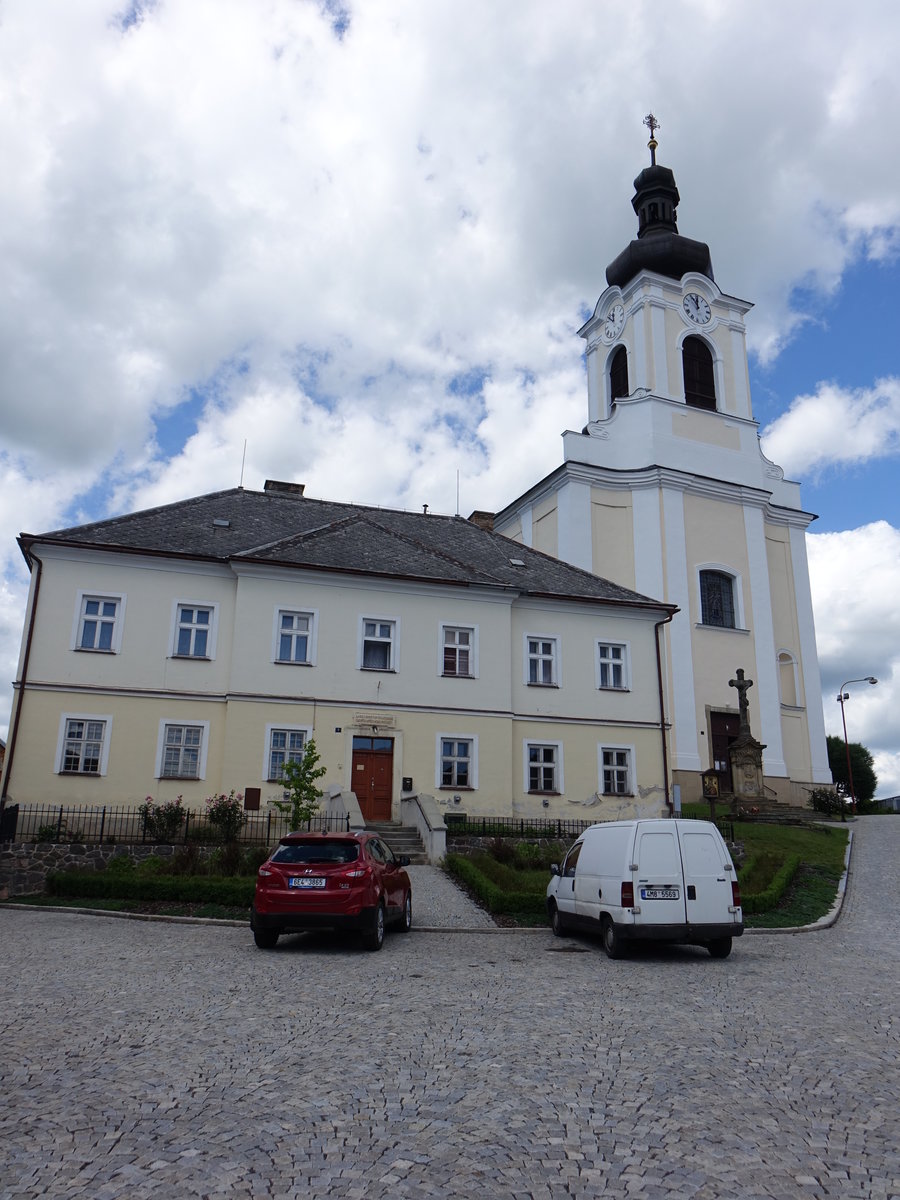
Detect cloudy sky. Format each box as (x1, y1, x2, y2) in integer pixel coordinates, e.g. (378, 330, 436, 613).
(1, 0, 898, 795)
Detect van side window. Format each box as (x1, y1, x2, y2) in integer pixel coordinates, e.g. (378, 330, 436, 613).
(562, 843, 582, 878)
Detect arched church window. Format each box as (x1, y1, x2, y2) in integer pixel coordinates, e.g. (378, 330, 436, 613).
(609, 346, 629, 402)
(683, 336, 716, 410)
(699, 570, 735, 628)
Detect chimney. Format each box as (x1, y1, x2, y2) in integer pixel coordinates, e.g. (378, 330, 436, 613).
(264, 480, 305, 497)
(467, 510, 495, 532)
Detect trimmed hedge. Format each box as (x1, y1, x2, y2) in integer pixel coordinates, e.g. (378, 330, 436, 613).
(45, 870, 254, 907)
(740, 853, 801, 914)
(445, 853, 547, 919)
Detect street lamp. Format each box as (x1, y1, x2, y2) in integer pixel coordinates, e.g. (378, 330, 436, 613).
(836, 676, 877, 815)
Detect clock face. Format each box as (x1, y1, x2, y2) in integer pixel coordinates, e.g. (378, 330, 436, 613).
(683, 293, 711, 324)
(603, 303, 625, 341)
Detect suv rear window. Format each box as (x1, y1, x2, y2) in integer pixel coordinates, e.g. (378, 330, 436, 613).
(271, 841, 360, 865)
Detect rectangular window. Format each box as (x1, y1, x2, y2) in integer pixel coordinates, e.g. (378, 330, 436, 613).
(601, 747, 631, 795)
(361, 619, 396, 670)
(442, 626, 474, 677)
(175, 605, 213, 657)
(441, 739, 472, 787)
(527, 742, 560, 793)
(161, 724, 204, 778)
(526, 636, 558, 686)
(77, 596, 120, 652)
(61, 718, 107, 774)
(276, 611, 313, 664)
(268, 727, 308, 781)
(597, 642, 627, 689)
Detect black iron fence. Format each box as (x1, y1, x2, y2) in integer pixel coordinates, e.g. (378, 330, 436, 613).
(0, 803, 350, 847)
(444, 814, 595, 840)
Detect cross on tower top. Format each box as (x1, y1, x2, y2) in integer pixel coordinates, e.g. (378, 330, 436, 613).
(643, 112, 660, 165)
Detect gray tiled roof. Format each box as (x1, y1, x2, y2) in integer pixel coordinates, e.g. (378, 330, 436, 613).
(22, 487, 672, 610)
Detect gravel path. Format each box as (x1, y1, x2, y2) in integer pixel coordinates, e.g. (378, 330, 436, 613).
(405, 864, 500, 929)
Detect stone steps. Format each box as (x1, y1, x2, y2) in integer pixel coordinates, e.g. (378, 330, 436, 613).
(365, 821, 430, 864)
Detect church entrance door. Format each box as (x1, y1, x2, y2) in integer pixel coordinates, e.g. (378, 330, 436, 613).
(709, 712, 740, 794)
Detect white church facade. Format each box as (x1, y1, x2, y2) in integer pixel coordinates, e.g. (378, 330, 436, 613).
(493, 132, 831, 805)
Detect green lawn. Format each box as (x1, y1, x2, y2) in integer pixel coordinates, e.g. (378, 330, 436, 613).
(445, 821, 850, 928)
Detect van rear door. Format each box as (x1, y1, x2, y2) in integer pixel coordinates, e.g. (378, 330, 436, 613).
(633, 824, 688, 927)
(677, 824, 735, 928)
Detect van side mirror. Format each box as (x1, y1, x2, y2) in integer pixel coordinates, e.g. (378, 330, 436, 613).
(549, 864, 560, 877)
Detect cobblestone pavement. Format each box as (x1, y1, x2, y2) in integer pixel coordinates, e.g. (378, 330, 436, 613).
(1, 818, 898, 1200)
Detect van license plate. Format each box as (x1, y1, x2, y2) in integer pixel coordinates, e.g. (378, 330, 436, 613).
(289, 877, 326, 889)
(641, 887, 679, 900)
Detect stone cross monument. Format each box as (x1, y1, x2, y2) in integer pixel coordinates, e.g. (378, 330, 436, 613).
(727, 668, 767, 808)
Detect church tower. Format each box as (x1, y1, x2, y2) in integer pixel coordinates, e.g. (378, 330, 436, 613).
(494, 118, 831, 804)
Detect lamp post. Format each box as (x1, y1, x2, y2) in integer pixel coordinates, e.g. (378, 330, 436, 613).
(836, 676, 877, 815)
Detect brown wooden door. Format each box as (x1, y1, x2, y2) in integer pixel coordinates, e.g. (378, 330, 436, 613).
(709, 711, 740, 793)
(351, 737, 393, 820)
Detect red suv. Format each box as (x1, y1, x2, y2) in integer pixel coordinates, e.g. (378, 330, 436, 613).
(251, 831, 412, 951)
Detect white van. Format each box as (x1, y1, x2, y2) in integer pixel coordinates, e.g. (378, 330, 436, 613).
(546, 819, 743, 958)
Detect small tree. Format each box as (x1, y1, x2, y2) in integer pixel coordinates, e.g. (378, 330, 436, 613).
(273, 739, 327, 829)
(206, 790, 247, 843)
(826, 735, 878, 806)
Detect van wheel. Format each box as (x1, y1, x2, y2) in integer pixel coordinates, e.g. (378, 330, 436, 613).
(550, 904, 568, 938)
(708, 937, 732, 959)
(602, 918, 624, 960)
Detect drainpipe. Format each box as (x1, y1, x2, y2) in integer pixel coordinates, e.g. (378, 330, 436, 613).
(654, 610, 676, 813)
(1, 547, 42, 810)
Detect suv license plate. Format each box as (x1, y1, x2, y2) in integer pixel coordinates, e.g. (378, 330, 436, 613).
(641, 887, 679, 900)
(289, 877, 326, 889)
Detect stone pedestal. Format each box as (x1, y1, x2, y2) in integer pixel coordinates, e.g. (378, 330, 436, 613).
(728, 733, 767, 812)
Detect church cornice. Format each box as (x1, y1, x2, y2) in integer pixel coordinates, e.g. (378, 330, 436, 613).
(496, 460, 816, 532)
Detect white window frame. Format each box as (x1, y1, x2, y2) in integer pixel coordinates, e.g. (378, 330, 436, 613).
(596, 640, 630, 690)
(55, 713, 113, 776)
(71, 592, 126, 654)
(272, 608, 318, 666)
(155, 719, 210, 780)
(439, 623, 478, 679)
(359, 616, 398, 672)
(435, 733, 479, 790)
(264, 724, 313, 782)
(523, 632, 560, 687)
(524, 739, 564, 794)
(696, 564, 746, 631)
(598, 743, 635, 796)
(170, 601, 219, 659)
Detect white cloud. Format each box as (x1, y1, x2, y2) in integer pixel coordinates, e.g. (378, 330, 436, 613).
(808, 522, 900, 797)
(2, 0, 900, 775)
(760, 378, 900, 478)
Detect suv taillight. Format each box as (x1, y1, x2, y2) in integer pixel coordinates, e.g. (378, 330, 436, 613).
(731, 880, 742, 908)
(621, 881, 634, 907)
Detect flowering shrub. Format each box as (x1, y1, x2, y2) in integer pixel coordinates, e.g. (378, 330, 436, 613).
(139, 795, 186, 843)
(205, 790, 247, 843)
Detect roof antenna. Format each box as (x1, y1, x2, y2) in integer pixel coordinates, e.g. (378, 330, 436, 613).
(422, 503, 429, 514)
(239, 439, 247, 488)
(643, 112, 659, 165)
(456, 468, 460, 516)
